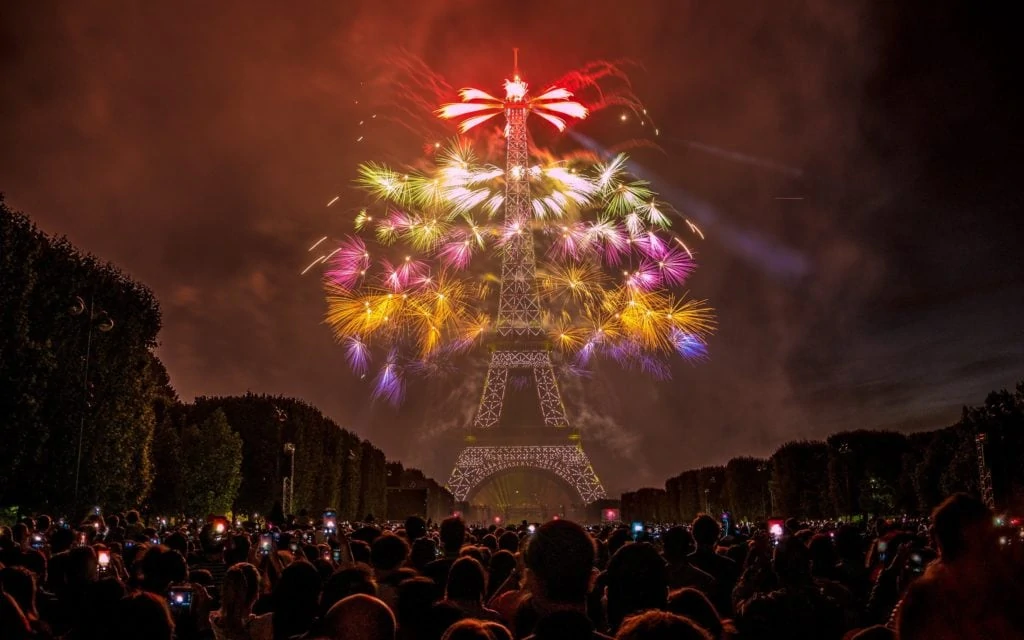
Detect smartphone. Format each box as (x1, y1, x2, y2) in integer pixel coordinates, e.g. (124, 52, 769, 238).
(323, 550, 331, 562)
(323, 510, 337, 533)
(212, 518, 228, 540)
(767, 519, 785, 545)
(98, 549, 111, 576)
(332, 548, 342, 562)
(77, 532, 88, 548)
(150, 537, 161, 545)
(93, 506, 102, 516)
(125, 541, 136, 549)
(289, 541, 299, 553)
(908, 552, 925, 575)
(259, 534, 273, 556)
(30, 534, 45, 550)
(527, 524, 536, 534)
(167, 586, 193, 613)
(631, 522, 644, 541)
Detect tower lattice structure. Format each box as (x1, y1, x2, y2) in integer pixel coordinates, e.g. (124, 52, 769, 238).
(446, 65, 606, 505)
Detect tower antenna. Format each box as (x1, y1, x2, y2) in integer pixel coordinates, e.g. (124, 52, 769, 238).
(513, 48, 519, 76)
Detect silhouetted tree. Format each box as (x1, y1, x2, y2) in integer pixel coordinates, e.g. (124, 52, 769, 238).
(725, 457, 770, 521)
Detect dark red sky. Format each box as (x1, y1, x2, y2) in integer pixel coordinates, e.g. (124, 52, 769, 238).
(2, 0, 1022, 493)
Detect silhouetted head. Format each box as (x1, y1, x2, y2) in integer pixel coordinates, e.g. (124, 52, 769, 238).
(440, 517, 467, 554)
(115, 592, 175, 640)
(273, 561, 322, 640)
(497, 531, 519, 553)
(446, 556, 486, 603)
(411, 538, 439, 573)
(372, 533, 411, 572)
(524, 520, 595, 604)
(606, 542, 669, 631)
(321, 562, 377, 617)
(324, 593, 396, 640)
(396, 576, 437, 633)
(614, 610, 712, 640)
(405, 516, 427, 542)
(691, 515, 720, 548)
(667, 588, 724, 638)
(930, 492, 993, 561)
(662, 526, 696, 563)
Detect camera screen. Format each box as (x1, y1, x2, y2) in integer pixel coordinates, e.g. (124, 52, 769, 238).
(168, 590, 193, 608)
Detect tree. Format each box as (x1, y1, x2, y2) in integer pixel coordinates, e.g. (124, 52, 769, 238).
(724, 457, 770, 521)
(771, 441, 829, 518)
(827, 431, 909, 518)
(0, 198, 162, 513)
(696, 466, 726, 514)
(149, 417, 184, 514)
(181, 409, 242, 516)
(677, 470, 701, 522)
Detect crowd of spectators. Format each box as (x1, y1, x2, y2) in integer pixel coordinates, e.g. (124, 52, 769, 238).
(1, 492, 1022, 639)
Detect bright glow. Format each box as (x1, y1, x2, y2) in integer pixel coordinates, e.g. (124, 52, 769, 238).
(322, 62, 714, 404)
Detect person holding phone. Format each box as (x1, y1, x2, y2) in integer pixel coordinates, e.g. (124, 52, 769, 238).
(209, 564, 272, 640)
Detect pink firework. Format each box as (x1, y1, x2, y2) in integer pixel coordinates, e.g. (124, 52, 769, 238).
(325, 236, 370, 289)
(437, 53, 589, 134)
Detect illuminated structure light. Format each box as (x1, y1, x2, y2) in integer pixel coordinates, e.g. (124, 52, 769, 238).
(445, 55, 605, 505)
(447, 445, 605, 503)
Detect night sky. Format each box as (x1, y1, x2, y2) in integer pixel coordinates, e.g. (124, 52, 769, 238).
(2, 0, 1022, 494)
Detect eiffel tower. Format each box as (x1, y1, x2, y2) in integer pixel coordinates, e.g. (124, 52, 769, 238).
(445, 54, 606, 507)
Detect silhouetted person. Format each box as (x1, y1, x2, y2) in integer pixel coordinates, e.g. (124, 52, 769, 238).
(396, 577, 438, 640)
(114, 592, 175, 640)
(734, 536, 843, 639)
(897, 493, 1024, 639)
(323, 593, 396, 640)
(612, 610, 712, 640)
(661, 527, 715, 594)
(518, 520, 607, 639)
(209, 563, 271, 640)
(270, 561, 320, 640)
(687, 515, 737, 617)
(373, 533, 412, 610)
(405, 517, 428, 542)
(666, 588, 734, 638)
(445, 556, 503, 623)
(486, 551, 517, 603)
(605, 542, 668, 632)
(425, 517, 467, 596)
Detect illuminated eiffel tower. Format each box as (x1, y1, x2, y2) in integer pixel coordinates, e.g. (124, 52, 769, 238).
(443, 52, 606, 506)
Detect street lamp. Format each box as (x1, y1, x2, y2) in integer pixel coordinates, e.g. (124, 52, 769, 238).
(68, 295, 114, 509)
(283, 442, 296, 515)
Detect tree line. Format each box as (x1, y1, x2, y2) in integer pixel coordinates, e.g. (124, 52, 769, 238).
(622, 381, 1024, 523)
(0, 197, 435, 520)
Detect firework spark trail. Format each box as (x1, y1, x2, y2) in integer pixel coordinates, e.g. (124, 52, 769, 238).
(315, 60, 716, 403)
(571, 131, 809, 280)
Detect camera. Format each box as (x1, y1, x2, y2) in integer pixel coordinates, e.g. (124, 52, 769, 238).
(150, 537, 161, 545)
(527, 524, 536, 534)
(289, 541, 299, 553)
(332, 548, 342, 562)
(30, 534, 45, 550)
(259, 534, 273, 556)
(98, 549, 111, 575)
(125, 541, 135, 549)
(167, 586, 193, 613)
(323, 510, 337, 533)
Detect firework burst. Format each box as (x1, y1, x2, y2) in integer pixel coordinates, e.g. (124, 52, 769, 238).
(318, 58, 714, 402)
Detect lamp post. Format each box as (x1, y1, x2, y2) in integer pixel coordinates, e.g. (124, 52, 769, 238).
(68, 295, 114, 509)
(283, 442, 296, 515)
